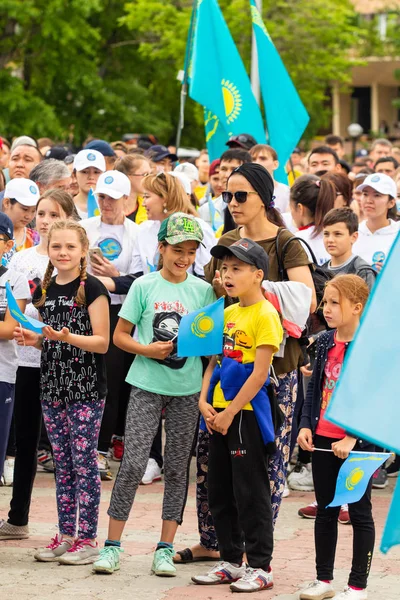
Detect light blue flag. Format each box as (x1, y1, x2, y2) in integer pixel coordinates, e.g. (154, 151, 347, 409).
(87, 188, 100, 218)
(5, 281, 45, 334)
(207, 192, 224, 232)
(381, 478, 400, 553)
(188, 0, 265, 161)
(177, 297, 224, 357)
(326, 450, 390, 508)
(250, 0, 309, 183)
(326, 230, 400, 455)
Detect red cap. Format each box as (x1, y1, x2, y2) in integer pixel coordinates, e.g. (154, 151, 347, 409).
(209, 159, 220, 177)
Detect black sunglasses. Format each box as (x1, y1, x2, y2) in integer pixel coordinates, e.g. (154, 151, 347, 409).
(222, 190, 259, 204)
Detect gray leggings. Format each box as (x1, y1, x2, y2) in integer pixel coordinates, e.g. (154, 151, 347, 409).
(108, 386, 199, 524)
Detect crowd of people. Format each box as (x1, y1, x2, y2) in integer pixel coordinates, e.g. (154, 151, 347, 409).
(0, 130, 398, 599)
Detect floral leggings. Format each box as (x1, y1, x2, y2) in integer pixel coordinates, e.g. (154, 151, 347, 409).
(42, 395, 105, 539)
(197, 369, 298, 550)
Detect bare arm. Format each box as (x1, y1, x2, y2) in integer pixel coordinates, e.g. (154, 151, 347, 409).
(113, 316, 174, 360)
(287, 265, 317, 312)
(0, 299, 27, 340)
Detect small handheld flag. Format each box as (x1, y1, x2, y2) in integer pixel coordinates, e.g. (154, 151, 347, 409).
(87, 188, 100, 218)
(208, 194, 224, 232)
(177, 297, 224, 357)
(5, 281, 45, 334)
(325, 450, 390, 508)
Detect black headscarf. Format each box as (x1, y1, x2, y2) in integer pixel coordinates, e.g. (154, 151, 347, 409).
(228, 162, 275, 209)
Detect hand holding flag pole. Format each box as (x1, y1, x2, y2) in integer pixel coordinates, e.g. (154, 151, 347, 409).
(5, 281, 45, 334)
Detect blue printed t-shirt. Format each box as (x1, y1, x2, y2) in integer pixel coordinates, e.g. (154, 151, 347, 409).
(119, 271, 216, 396)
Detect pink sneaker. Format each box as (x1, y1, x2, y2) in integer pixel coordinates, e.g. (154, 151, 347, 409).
(34, 534, 73, 562)
(58, 538, 99, 565)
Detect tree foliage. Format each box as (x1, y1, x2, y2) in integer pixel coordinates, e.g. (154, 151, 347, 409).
(0, 0, 384, 146)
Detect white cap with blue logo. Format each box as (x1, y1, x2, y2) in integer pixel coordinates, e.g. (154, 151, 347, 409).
(4, 178, 40, 207)
(73, 149, 106, 173)
(95, 171, 131, 199)
(356, 173, 397, 199)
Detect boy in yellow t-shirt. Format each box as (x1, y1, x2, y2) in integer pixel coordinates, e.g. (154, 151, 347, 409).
(193, 238, 283, 594)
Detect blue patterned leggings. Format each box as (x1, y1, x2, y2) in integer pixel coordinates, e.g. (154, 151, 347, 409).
(42, 396, 105, 539)
(196, 369, 298, 550)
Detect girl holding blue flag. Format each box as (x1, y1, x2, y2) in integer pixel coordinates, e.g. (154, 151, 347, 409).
(298, 274, 374, 600)
(92, 212, 215, 579)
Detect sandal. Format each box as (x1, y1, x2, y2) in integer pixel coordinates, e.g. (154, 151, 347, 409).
(173, 547, 219, 564)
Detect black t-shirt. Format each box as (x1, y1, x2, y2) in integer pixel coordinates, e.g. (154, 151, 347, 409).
(33, 274, 110, 403)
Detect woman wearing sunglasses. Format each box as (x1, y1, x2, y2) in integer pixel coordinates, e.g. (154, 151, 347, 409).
(174, 162, 316, 565)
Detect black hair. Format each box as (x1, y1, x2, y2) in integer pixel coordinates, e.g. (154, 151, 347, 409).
(374, 156, 399, 169)
(220, 149, 252, 164)
(325, 134, 344, 147)
(290, 174, 336, 236)
(309, 146, 340, 165)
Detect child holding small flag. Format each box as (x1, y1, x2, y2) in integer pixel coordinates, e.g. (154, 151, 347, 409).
(93, 212, 215, 578)
(298, 274, 374, 600)
(192, 238, 283, 593)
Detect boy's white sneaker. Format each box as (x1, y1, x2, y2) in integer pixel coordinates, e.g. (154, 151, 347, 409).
(299, 580, 336, 600)
(191, 561, 246, 585)
(141, 458, 162, 485)
(333, 587, 367, 600)
(230, 566, 273, 592)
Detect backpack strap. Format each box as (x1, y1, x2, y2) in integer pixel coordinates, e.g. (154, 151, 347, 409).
(275, 229, 316, 280)
(0, 265, 7, 278)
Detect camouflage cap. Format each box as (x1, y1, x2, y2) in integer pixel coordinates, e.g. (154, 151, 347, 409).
(158, 212, 204, 246)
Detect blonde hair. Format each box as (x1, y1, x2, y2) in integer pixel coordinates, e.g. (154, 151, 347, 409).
(142, 172, 189, 215)
(34, 220, 89, 308)
(114, 153, 150, 176)
(325, 274, 369, 313)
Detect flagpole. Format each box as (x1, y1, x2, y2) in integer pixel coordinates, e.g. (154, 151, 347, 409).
(251, 0, 262, 105)
(175, 0, 198, 151)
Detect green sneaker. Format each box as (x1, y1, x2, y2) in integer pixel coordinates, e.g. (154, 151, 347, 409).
(92, 545, 123, 574)
(151, 547, 176, 577)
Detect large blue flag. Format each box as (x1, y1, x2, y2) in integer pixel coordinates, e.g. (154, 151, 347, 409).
(326, 230, 400, 455)
(325, 450, 390, 508)
(381, 478, 400, 553)
(250, 0, 309, 183)
(177, 297, 224, 357)
(188, 0, 265, 160)
(87, 188, 100, 218)
(5, 282, 45, 334)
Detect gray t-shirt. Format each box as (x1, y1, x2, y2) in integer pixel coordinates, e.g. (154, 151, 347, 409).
(322, 255, 377, 291)
(0, 268, 31, 383)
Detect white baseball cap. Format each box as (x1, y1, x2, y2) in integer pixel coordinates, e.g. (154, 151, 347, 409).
(170, 171, 191, 195)
(73, 149, 106, 173)
(357, 173, 397, 198)
(95, 171, 131, 199)
(4, 178, 40, 207)
(174, 162, 199, 182)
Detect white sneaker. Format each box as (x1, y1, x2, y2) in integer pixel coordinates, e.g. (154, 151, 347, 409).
(141, 458, 162, 485)
(288, 463, 314, 491)
(34, 534, 73, 562)
(230, 566, 273, 592)
(192, 561, 246, 585)
(282, 481, 290, 498)
(333, 587, 367, 600)
(58, 538, 99, 565)
(300, 580, 336, 600)
(2, 458, 15, 486)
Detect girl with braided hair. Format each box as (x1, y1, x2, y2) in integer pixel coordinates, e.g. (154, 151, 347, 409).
(14, 220, 110, 566)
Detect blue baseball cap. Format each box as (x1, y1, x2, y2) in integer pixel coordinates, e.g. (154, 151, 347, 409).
(85, 139, 116, 158)
(0, 212, 14, 239)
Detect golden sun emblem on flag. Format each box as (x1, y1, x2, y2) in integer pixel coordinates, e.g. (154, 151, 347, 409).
(221, 79, 242, 124)
(345, 467, 365, 491)
(191, 313, 215, 338)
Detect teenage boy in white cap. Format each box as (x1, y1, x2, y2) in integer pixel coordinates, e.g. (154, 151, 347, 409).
(353, 173, 400, 270)
(72, 149, 106, 219)
(1, 179, 40, 266)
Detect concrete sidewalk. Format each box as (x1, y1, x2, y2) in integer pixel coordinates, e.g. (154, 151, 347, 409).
(0, 464, 399, 600)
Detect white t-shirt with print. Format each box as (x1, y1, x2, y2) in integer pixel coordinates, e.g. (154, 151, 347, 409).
(353, 219, 400, 267)
(0, 268, 31, 383)
(8, 247, 50, 369)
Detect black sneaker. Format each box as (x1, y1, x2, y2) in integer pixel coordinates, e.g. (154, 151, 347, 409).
(387, 455, 400, 478)
(372, 467, 388, 489)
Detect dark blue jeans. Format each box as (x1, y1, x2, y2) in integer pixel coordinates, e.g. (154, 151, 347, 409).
(0, 381, 15, 475)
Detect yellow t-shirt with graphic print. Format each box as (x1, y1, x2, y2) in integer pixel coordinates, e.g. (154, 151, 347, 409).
(212, 300, 283, 411)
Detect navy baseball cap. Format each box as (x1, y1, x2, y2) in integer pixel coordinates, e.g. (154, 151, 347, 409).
(211, 238, 269, 279)
(0, 212, 14, 239)
(85, 139, 116, 158)
(146, 145, 178, 163)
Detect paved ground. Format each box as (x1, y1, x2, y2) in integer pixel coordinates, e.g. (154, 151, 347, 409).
(0, 462, 399, 600)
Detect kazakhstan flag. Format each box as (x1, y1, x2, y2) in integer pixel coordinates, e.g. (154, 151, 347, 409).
(87, 188, 100, 218)
(327, 450, 390, 508)
(5, 281, 45, 334)
(188, 0, 265, 161)
(250, 0, 309, 183)
(177, 297, 224, 358)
